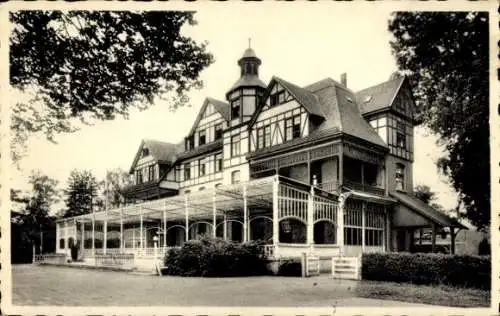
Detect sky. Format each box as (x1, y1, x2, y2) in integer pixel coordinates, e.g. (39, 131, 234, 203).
(10, 5, 459, 212)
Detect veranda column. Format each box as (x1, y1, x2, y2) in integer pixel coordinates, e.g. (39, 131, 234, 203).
(140, 214, 144, 249)
(243, 185, 248, 242)
(56, 222, 60, 253)
(306, 187, 314, 251)
(337, 194, 346, 255)
(212, 190, 217, 238)
(92, 212, 95, 255)
(185, 195, 189, 241)
(73, 218, 77, 245)
(163, 210, 167, 249)
(431, 223, 436, 253)
(103, 219, 108, 255)
(272, 176, 279, 248)
(120, 209, 124, 251)
(361, 202, 366, 252)
(384, 206, 392, 252)
(81, 220, 85, 254)
(450, 227, 456, 254)
(223, 213, 227, 241)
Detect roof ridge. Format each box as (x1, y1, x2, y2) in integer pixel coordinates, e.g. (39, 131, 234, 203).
(273, 76, 324, 117)
(355, 76, 405, 94)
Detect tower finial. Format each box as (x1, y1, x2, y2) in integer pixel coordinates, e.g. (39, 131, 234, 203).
(248, 37, 251, 48)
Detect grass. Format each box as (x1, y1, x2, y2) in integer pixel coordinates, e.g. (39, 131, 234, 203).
(355, 280, 490, 308)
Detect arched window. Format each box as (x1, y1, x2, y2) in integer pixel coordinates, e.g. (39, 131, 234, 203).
(395, 163, 405, 191)
(59, 238, 65, 249)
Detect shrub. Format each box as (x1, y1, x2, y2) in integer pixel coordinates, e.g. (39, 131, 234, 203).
(277, 258, 302, 276)
(163, 236, 268, 277)
(362, 252, 490, 290)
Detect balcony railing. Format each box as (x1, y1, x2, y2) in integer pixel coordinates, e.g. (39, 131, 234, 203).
(316, 181, 340, 194)
(343, 179, 385, 196)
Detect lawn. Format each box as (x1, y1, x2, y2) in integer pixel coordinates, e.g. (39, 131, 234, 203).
(355, 280, 491, 307)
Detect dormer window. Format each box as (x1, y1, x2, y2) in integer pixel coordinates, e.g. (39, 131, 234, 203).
(285, 115, 301, 141)
(396, 122, 406, 148)
(270, 90, 285, 107)
(184, 163, 191, 180)
(136, 169, 143, 185)
(257, 125, 271, 149)
(215, 123, 223, 140)
(395, 163, 405, 191)
(147, 165, 155, 182)
(231, 98, 241, 120)
(199, 129, 206, 146)
(142, 148, 149, 157)
(198, 158, 206, 176)
(185, 135, 194, 151)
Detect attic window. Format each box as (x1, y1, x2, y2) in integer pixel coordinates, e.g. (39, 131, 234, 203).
(142, 148, 149, 157)
(364, 95, 372, 103)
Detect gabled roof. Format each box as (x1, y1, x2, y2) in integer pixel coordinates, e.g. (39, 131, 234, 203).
(207, 97, 231, 121)
(391, 191, 467, 229)
(188, 97, 230, 136)
(128, 139, 183, 174)
(355, 76, 405, 115)
(305, 77, 388, 149)
(273, 76, 325, 117)
(176, 139, 223, 161)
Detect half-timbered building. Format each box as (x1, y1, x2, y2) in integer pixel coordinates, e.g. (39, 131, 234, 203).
(55, 46, 465, 269)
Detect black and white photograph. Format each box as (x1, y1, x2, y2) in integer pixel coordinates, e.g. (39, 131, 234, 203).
(1, 1, 497, 315)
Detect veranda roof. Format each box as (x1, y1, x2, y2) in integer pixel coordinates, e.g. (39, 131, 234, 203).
(60, 176, 276, 224)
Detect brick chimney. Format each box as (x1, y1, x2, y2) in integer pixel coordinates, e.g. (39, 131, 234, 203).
(340, 73, 347, 87)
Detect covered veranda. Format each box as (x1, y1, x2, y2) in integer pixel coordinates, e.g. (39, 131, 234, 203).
(56, 175, 346, 260)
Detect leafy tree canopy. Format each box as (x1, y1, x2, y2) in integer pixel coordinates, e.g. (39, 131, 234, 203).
(10, 171, 60, 243)
(389, 12, 489, 229)
(413, 184, 436, 205)
(10, 10, 214, 161)
(64, 169, 99, 218)
(100, 168, 133, 209)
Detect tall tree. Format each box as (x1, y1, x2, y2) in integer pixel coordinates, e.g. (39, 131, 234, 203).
(64, 169, 99, 217)
(10, 11, 214, 162)
(100, 168, 133, 209)
(10, 171, 60, 260)
(389, 12, 489, 229)
(413, 185, 436, 205)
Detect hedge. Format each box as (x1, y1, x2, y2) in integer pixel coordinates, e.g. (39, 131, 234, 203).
(276, 258, 302, 276)
(362, 252, 490, 290)
(163, 236, 269, 277)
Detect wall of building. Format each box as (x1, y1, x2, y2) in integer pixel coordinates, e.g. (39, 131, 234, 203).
(392, 204, 429, 227)
(286, 163, 308, 183)
(320, 157, 338, 184)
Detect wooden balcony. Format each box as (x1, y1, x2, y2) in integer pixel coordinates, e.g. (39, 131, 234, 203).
(343, 179, 385, 196)
(316, 181, 340, 194)
(317, 180, 385, 196)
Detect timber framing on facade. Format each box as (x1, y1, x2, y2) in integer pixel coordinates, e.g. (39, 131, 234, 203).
(56, 46, 465, 264)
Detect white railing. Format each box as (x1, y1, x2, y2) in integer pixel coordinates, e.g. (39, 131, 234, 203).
(94, 253, 135, 267)
(304, 253, 320, 277)
(34, 253, 67, 264)
(331, 255, 361, 280)
(317, 181, 339, 194)
(135, 247, 172, 258)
